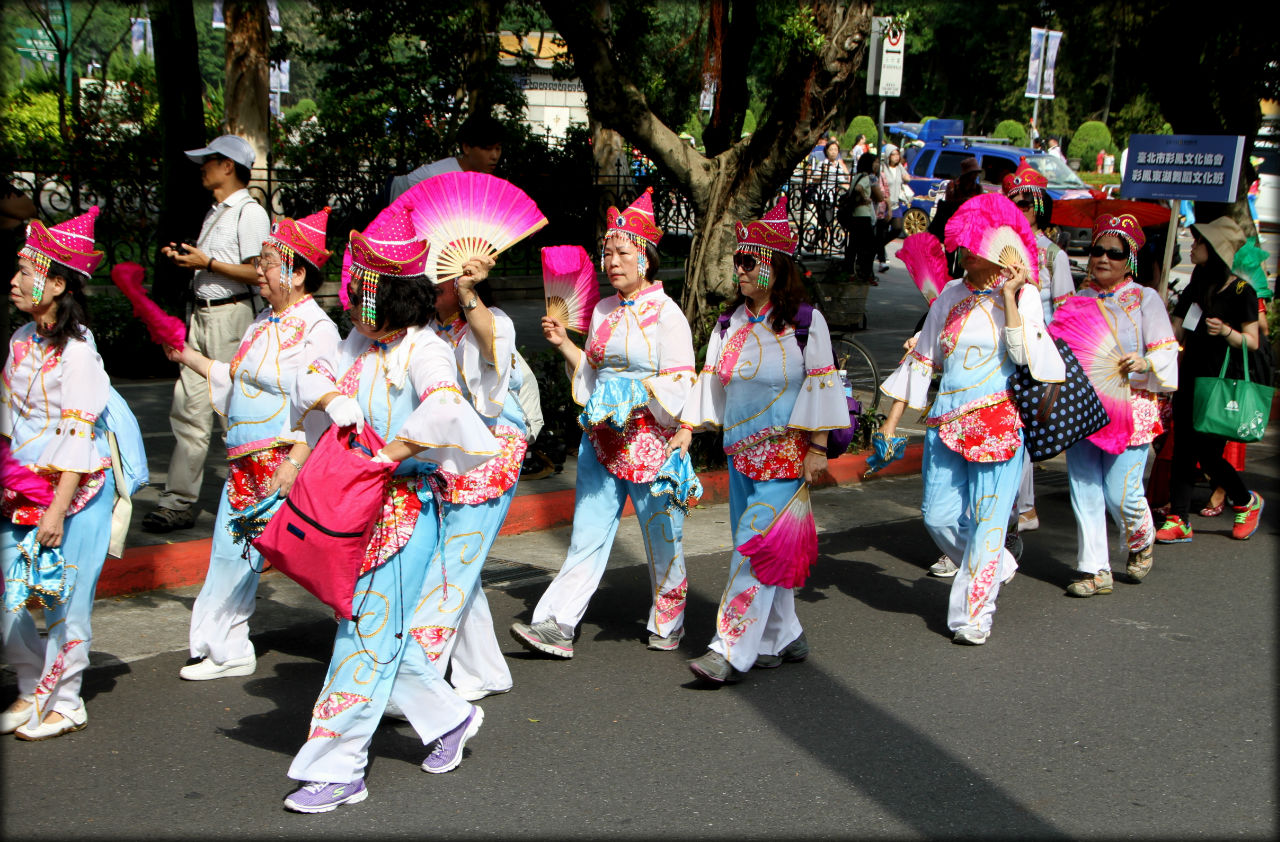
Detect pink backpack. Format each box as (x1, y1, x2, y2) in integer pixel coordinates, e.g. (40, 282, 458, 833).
(253, 424, 396, 620)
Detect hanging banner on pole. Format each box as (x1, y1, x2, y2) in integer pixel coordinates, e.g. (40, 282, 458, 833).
(1025, 28, 1045, 98)
(1041, 30, 1062, 98)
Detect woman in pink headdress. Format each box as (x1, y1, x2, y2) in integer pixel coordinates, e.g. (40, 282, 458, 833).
(2, 207, 116, 740)
(510, 187, 697, 659)
(669, 196, 849, 684)
(281, 205, 500, 814)
(1063, 214, 1177, 597)
(163, 208, 340, 681)
(874, 193, 1063, 645)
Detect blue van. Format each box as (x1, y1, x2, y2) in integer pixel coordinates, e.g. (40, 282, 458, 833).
(887, 120, 1094, 246)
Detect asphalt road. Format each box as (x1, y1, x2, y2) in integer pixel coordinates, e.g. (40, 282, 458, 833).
(3, 442, 1276, 839)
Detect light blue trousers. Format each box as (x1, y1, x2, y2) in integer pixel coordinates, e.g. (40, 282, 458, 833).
(410, 487, 518, 695)
(1065, 440, 1154, 573)
(288, 492, 472, 784)
(920, 431, 1022, 634)
(2, 470, 114, 724)
(532, 433, 687, 639)
(707, 467, 804, 672)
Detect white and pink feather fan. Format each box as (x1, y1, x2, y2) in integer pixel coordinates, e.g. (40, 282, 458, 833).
(943, 192, 1037, 275)
(398, 171, 548, 283)
(898, 232, 950, 305)
(541, 245, 599, 334)
(737, 484, 819, 589)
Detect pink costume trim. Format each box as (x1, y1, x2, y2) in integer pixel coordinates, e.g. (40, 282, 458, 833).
(435, 424, 527, 505)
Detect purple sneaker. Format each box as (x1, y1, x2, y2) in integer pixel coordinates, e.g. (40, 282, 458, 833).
(283, 779, 368, 813)
(422, 706, 484, 774)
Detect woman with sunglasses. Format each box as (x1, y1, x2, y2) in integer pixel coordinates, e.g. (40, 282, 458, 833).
(668, 197, 848, 684)
(874, 194, 1062, 645)
(1000, 160, 1076, 539)
(510, 188, 696, 659)
(164, 208, 340, 682)
(1062, 215, 1178, 597)
(282, 205, 500, 813)
(1157, 216, 1263, 545)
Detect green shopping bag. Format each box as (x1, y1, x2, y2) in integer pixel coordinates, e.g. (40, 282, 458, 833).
(1193, 343, 1275, 443)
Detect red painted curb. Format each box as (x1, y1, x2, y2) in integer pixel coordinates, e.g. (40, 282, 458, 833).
(97, 443, 925, 599)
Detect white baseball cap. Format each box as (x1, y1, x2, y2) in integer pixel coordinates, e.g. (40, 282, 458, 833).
(185, 134, 255, 169)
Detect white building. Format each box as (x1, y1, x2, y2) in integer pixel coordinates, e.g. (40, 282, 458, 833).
(496, 31, 588, 141)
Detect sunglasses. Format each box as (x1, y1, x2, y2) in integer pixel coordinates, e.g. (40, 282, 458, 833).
(1088, 245, 1127, 261)
(1014, 199, 1035, 210)
(732, 253, 758, 272)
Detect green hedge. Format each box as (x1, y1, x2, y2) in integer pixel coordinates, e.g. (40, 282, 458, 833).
(1068, 121, 1118, 172)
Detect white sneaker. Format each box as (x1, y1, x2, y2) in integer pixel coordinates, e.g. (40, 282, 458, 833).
(929, 556, 959, 578)
(179, 655, 256, 681)
(1, 695, 36, 734)
(453, 686, 511, 703)
(1017, 511, 1040, 532)
(952, 626, 990, 645)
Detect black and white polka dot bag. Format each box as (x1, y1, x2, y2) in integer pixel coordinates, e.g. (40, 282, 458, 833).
(1008, 338, 1109, 462)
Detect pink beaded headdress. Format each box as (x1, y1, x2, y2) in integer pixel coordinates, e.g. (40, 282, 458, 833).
(265, 206, 333, 292)
(347, 204, 430, 325)
(20, 206, 105, 304)
(734, 195, 797, 287)
(1092, 213, 1145, 276)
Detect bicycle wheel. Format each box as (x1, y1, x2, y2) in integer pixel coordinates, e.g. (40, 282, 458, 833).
(830, 337, 881, 413)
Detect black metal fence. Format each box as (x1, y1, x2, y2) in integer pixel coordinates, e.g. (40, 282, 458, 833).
(8, 153, 851, 288)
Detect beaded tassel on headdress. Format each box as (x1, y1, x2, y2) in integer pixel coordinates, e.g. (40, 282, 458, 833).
(355, 265, 379, 325)
(275, 244, 296, 294)
(733, 194, 796, 289)
(19, 246, 51, 304)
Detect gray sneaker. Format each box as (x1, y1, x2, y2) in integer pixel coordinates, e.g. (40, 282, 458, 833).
(688, 650, 741, 684)
(1126, 544, 1154, 581)
(510, 618, 573, 658)
(929, 556, 959, 577)
(754, 632, 810, 669)
(952, 626, 990, 645)
(647, 629, 683, 651)
(1066, 569, 1114, 597)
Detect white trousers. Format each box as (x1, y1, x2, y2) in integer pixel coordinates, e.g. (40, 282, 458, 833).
(187, 477, 262, 664)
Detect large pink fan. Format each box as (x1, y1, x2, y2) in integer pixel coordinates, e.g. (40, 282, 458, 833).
(738, 484, 818, 588)
(398, 171, 547, 283)
(541, 246, 599, 334)
(943, 192, 1037, 275)
(110, 262, 186, 350)
(1, 439, 54, 506)
(898, 232, 949, 304)
(1048, 296, 1133, 454)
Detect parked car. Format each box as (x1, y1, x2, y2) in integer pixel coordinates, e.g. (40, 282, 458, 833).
(886, 120, 1095, 242)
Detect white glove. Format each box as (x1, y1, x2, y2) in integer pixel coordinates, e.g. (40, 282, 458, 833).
(326, 394, 364, 432)
(371, 450, 395, 464)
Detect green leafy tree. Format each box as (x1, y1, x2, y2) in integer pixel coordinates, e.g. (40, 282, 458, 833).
(541, 0, 875, 323)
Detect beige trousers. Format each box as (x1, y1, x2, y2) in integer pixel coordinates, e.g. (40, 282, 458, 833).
(157, 299, 254, 511)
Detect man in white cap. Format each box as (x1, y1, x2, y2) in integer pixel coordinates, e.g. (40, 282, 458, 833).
(143, 134, 271, 532)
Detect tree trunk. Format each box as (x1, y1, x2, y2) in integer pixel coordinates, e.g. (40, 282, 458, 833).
(150, 0, 213, 307)
(542, 0, 874, 328)
(223, 0, 271, 191)
(591, 120, 631, 241)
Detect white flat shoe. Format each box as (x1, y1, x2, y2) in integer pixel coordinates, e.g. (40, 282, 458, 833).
(179, 655, 256, 681)
(1, 695, 36, 734)
(15, 701, 87, 740)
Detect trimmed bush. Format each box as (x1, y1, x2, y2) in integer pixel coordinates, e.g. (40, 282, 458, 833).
(1068, 121, 1118, 172)
(842, 115, 878, 151)
(993, 119, 1029, 147)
